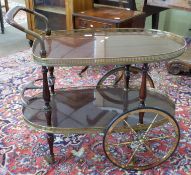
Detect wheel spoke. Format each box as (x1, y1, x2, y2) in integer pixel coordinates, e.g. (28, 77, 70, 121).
(143, 141, 160, 162)
(111, 140, 133, 146)
(142, 114, 158, 139)
(126, 143, 142, 166)
(123, 119, 138, 137)
(146, 135, 176, 141)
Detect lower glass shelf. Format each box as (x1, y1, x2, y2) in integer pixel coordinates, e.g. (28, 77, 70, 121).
(22, 87, 175, 134)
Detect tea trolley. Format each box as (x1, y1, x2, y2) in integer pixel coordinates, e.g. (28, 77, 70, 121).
(6, 6, 186, 170)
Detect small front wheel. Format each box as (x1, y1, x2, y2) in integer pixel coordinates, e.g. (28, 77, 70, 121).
(97, 66, 155, 88)
(103, 107, 180, 170)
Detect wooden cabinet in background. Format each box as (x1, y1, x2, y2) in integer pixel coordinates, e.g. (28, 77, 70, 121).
(74, 6, 146, 29)
(25, 0, 93, 41)
(25, 0, 146, 43)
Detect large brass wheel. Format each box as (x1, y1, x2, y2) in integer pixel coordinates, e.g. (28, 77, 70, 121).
(97, 66, 155, 88)
(103, 107, 180, 170)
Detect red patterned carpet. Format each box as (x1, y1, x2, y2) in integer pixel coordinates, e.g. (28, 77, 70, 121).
(0, 49, 190, 174)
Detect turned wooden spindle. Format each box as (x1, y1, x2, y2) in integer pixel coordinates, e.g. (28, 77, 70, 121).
(139, 63, 148, 124)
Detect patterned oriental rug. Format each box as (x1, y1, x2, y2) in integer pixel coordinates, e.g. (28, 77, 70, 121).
(0, 49, 190, 175)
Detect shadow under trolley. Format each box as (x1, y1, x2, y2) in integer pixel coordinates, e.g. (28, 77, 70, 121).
(6, 6, 186, 170)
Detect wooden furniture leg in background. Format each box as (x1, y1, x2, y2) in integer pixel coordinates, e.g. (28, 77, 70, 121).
(4, 0, 9, 12)
(0, 0, 4, 34)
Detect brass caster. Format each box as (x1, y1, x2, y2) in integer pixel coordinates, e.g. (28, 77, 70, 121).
(44, 155, 55, 164)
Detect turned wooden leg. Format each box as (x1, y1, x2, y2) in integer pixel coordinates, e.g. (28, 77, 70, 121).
(139, 63, 148, 124)
(42, 66, 55, 163)
(45, 109, 54, 162)
(46, 133, 55, 163)
(42, 66, 51, 107)
(124, 65, 130, 90)
(48, 66, 55, 94)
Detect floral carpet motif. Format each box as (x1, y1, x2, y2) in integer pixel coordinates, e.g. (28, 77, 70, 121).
(0, 49, 190, 175)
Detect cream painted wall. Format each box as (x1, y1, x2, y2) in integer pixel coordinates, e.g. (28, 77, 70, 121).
(144, 9, 191, 37)
(144, 10, 167, 31)
(135, 0, 167, 31)
(162, 9, 191, 37)
(135, 0, 191, 36)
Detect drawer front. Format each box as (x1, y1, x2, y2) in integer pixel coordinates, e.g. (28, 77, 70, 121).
(75, 17, 115, 29)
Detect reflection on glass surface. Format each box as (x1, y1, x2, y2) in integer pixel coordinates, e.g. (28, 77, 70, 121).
(22, 87, 175, 133)
(34, 29, 185, 58)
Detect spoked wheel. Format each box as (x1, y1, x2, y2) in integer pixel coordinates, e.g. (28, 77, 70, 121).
(103, 107, 180, 170)
(97, 66, 155, 88)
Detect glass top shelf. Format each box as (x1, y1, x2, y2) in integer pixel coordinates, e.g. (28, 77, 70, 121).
(32, 28, 186, 66)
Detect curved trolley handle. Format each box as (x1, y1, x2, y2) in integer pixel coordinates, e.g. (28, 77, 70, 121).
(5, 6, 51, 57)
